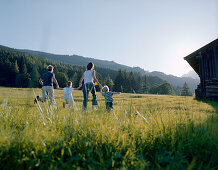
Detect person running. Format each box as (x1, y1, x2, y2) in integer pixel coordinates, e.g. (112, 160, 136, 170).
(78, 62, 102, 110)
(57, 81, 80, 108)
(34, 65, 59, 106)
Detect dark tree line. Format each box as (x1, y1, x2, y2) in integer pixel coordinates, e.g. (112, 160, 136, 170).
(0, 46, 116, 89)
(0, 46, 190, 95)
(112, 69, 173, 95)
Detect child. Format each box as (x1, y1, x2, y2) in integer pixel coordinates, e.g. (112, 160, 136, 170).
(34, 65, 59, 106)
(58, 81, 80, 108)
(78, 62, 102, 110)
(101, 85, 121, 111)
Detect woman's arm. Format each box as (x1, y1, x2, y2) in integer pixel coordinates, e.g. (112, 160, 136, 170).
(100, 86, 104, 94)
(74, 87, 80, 90)
(93, 70, 102, 89)
(112, 92, 121, 95)
(78, 75, 84, 88)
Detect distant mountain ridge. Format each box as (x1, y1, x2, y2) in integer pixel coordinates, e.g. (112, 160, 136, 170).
(182, 70, 199, 80)
(1, 45, 199, 92)
(148, 71, 199, 92)
(19, 49, 148, 75)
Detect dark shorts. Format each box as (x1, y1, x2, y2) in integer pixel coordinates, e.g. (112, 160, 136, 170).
(106, 102, 113, 111)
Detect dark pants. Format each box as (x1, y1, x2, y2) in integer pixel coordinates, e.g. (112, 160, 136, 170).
(82, 83, 97, 109)
(106, 102, 113, 111)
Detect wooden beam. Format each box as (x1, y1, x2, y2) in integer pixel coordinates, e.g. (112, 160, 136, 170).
(213, 45, 218, 78)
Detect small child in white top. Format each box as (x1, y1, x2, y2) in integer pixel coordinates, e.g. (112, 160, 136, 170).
(58, 81, 79, 108)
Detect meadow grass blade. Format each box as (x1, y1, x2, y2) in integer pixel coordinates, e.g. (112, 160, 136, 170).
(0, 88, 217, 169)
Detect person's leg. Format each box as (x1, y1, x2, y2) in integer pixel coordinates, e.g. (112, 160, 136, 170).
(82, 84, 89, 109)
(63, 99, 69, 108)
(106, 102, 109, 110)
(68, 97, 74, 107)
(109, 102, 113, 110)
(40, 86, 47, 102)
(106, 102, 113, 111)
(47, 86, 56, 106)
(91, 84, 98, 106)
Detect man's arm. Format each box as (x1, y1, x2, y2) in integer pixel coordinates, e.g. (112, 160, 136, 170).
(39, 78, 43, 86)
(52, 76, 59, 89)
(56, 88, 64, 90)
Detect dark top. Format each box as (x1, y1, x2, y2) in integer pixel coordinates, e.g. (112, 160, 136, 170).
(102, 91, 114, 102)
(41, 72, 55, 86)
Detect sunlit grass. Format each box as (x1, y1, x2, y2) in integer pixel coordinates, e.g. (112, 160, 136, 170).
(0, 87, 217, 169)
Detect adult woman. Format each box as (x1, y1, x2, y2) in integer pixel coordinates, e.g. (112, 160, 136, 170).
(79, 62, 102, 110)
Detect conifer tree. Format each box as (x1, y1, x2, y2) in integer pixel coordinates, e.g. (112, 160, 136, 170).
(13, 60, 19, 74)
(122, 71, 130, 93)
(136, 76, 143, 94)
(142, 75, 149, 94)
(21, 63, 27, 74)
(181, 82, 192, 96)
(55, 72, 68, 87)
(128, 72, 136, 93)
(104, 75, 114, 91)
(114, 69, 124, 92)
(72, 72, 79, 87)
(29, 66, 40, 88)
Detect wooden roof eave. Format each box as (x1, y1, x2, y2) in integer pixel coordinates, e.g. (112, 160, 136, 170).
(184, 55, 200, 76)
(184, 38, 218, 76)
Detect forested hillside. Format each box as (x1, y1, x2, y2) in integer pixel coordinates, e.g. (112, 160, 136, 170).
(0, 45, 116, 89)
(19, 48, 199, 92)
(0, 45, 191, 95)
(19, 49, 147, 74)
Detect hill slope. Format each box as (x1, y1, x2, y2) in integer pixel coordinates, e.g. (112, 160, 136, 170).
(19, 48, 199, 92)
(1, 45, 199, 92)
(19, 49, 147, 74)
(0, 44, 165, 94)
(149, 71, 199, 92)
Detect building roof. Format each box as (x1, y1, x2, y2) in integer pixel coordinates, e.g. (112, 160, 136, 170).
(184, 38, 218, 76)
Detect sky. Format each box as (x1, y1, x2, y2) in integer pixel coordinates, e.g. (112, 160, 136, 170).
(0, 0, 217, 77)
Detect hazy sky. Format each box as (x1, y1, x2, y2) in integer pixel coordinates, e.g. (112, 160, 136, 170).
(0, 0, 217, 76)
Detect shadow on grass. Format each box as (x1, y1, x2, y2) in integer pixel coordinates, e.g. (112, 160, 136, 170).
(195, 98, 218, 113)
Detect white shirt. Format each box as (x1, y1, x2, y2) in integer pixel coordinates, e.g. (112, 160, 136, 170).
(64, 87, 74, 100)
(84, 70, 94, 84)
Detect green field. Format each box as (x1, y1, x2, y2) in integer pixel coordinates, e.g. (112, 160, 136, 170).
(0, 87, 217, 169)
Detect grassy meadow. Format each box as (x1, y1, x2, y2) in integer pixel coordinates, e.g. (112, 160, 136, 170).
(0, 87, 217, 169)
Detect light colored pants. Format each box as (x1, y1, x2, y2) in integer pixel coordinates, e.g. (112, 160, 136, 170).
(40, 86, 56, 106)
(64, 97, 75, 107)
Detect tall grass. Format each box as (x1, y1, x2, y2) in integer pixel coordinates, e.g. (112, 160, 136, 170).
(0, 87, 217, 169)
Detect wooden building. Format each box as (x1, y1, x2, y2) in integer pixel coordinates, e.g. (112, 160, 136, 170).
(184, 38, 218, 99)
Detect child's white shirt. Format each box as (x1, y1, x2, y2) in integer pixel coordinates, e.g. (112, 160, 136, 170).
(64, 87, 75, 100)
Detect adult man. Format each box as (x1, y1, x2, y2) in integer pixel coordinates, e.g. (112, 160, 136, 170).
(34, 65, 59, 106)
